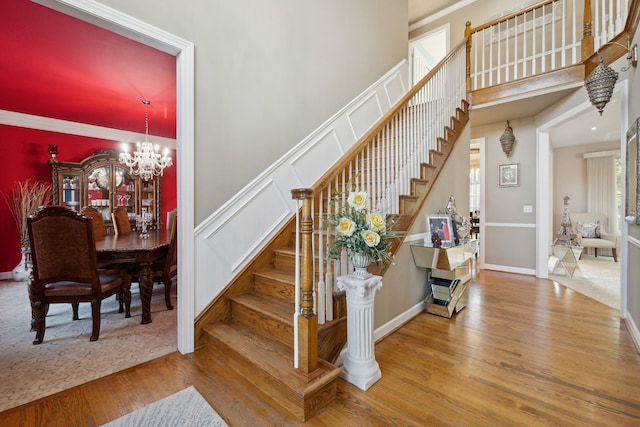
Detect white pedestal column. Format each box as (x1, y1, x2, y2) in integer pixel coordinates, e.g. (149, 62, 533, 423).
(336, 274, 383, 391)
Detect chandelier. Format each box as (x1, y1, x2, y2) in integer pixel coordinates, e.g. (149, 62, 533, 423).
(119, 100, 173, 181)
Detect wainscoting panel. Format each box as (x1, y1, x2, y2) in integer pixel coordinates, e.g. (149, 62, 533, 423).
(202, 179, 291, 272)
(290, 129, 343, 188)
(194, 60, 409, 315)
(383, 70, 406, 106)
(347, 92, 383, 140)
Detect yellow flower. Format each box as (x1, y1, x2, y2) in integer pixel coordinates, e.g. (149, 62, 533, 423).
(366, 212, 386, 232)
(337, 217, 356, 236)
(347, 191, 367, 211)
(361, 229, 381, 247)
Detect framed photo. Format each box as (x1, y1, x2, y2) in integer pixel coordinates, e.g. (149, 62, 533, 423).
(425, 215, 454, 247)
(498, 163, 520, 187)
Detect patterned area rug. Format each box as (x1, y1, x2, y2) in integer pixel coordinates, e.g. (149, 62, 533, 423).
(549, 254, 620, 309)
(102, 386, 227, 427)
(0, 279, 177, 412)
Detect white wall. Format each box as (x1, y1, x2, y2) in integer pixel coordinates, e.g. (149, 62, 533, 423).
(624, 24, 640, 350)
(97, 0, 409, 223)
(552, 140, 620, 233)
(470, 118, 537, 273)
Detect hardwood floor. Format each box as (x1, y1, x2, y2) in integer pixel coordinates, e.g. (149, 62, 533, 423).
(2, 268, 640, 426)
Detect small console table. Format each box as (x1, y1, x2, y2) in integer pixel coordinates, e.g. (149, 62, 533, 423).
(410, 240, 477, 318)
(550, 245, 583, 278)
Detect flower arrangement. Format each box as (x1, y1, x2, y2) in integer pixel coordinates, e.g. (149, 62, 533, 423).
(325, 186, 403, 264)
(2, 180, 51, 247)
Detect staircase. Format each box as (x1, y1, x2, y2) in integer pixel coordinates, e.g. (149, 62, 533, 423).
(193, 97, 469, 421)
(190, 0, 640, 420)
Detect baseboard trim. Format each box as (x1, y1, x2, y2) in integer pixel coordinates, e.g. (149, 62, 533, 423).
(624, 313, 640, 355)
(483, 264, 535, 276)
(0, 271, 13, 281)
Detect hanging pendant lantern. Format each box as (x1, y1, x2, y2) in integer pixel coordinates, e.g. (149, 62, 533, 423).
(499, 121, 516, 158)
(584, 56, 618, 116)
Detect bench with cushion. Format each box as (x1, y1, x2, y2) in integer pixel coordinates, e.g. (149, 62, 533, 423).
(569, 212, 618, 262)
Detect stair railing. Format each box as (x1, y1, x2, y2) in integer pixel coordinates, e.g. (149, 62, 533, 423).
(465, 0, 629, 91)
(291, 39, 467, 372)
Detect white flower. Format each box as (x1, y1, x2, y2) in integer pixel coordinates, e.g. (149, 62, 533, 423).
(337, 217, 356, 237)
(361, 229, 381, 247)
(366, 212, 386, 232)
(347, 191, 367, 211)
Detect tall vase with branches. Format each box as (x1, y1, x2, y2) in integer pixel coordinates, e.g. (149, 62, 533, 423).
(2, 180, 51, 281)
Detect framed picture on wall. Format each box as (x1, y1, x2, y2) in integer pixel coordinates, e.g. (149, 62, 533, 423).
(498, 163, 520, 187)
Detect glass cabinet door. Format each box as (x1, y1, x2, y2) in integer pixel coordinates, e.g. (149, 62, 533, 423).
(87, 166, 112, 221)
(60, 174, 81, 212)
(114, 166, 136, 220)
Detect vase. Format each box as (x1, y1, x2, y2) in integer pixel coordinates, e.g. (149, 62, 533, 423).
(349, 252, 372, 279)
(12, 247, 32, 282)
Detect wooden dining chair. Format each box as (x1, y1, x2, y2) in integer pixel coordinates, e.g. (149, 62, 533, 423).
(81, 206, 107, 238)
(167, 208, 177, 231)
(111, 207, 132, 235)
(27, 206, 131, 344)
(154, 212, 178, 309)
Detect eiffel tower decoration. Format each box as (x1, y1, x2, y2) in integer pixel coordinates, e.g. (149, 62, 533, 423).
(553, 195, 579, 246)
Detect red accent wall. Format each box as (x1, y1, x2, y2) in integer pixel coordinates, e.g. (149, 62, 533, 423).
(0, 124, 176, 273)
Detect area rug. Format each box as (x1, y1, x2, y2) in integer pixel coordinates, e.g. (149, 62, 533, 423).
(102, 386, 227, 427)
(549, 254, 620, 309)
(0, 279, 177, 412)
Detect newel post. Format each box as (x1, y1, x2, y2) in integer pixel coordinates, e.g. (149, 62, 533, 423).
(465, 21, 472, 91)
(582, 0, 594, 60)
(291, 188, 318, 375)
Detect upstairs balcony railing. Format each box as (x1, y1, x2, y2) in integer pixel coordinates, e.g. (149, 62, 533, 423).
(465, 0, 629, 93)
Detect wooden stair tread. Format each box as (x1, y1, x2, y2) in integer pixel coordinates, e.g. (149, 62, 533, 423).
(202, 320, 341, 393)
(253, 268, 294, 284)
(232, 292, 293, 324)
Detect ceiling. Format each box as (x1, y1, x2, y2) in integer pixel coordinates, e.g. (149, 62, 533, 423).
(2, 1, 620, 149)
(409, 0, 469, 26)
(1, 0, 176, 139)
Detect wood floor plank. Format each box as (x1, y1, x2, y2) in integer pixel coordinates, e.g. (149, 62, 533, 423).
(2, 266, 640, 426)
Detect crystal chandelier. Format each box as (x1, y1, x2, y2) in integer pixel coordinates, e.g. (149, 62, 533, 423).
(119, 100, 173, 181)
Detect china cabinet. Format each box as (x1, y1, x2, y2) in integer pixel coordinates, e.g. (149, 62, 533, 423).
(49, 149, 161, 231)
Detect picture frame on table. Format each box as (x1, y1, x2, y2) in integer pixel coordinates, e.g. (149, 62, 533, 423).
(498, 163, 520, 187)
(425, 215, 454, 247)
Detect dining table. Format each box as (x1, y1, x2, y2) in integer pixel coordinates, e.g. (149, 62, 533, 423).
(95, 228, 170, 324)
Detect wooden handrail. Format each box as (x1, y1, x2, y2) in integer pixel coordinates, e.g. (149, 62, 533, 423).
(584, 0, 640, 74)
(465, 0, 556, 35)
(290, 38, 469, 340)
(310, 37, 469, 194)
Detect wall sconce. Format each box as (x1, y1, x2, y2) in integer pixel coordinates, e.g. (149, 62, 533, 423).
(584, 37, 638, 115)
(499, 121, 515, 158)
